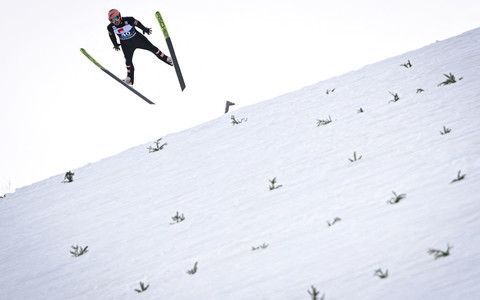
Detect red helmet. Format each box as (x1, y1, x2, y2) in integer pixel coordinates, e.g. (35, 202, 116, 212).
(108, 9, 121, 23)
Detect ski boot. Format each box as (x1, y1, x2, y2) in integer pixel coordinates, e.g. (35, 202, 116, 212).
(123, 76, 133, 85)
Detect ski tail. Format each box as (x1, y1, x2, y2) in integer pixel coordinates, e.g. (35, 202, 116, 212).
(80, 48, 155, 105)
(155, 11, 186, 91)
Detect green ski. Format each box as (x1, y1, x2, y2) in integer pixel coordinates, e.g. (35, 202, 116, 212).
(155, 11, 186, 91)
(80, 48, 155, 105)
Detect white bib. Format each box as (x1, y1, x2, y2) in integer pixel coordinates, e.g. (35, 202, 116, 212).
(113, 23, 136, 40)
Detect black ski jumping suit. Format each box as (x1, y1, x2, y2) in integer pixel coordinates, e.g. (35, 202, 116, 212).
(107, 16, 170, 84)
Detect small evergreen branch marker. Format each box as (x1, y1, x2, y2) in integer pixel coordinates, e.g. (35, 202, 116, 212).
(388, 92, 400, 103)
(374, 268, 389, 279)
(428, 244, 453, 259)
(438, 73, 458, 86)
(327, 217, 342, 227)
(316, 115, 332, 126)
(148, 138, 167, 152)
(387, 191, 406, 204)
(357, 107, 364, 113)
(70, 245, 88, 257)
(63, 171, 75, 183)
(308, 285, 325, 300)
(451, 170, 466, 183)
(349, 151, 362, 162)
(440, 125, 451, 135)
(187, 262, 198, 275)
(231, 115, 247, 125)
(134, 282, 150, 293)
(269, 177, 283, 190)
(252, 242, 269, 251)
(326, 88, 336, 94)
(400, 60, 412, 68)
(416, 88, 424, 93)
(170, 211, 185, 225)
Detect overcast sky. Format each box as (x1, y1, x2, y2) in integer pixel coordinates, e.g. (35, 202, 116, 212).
(1, 0, 479, 192)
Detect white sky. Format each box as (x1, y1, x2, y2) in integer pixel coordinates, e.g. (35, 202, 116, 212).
(1, 0, 479, 191)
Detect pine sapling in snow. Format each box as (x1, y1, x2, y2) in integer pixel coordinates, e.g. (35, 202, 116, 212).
(308, 285, 325, 300)
(437, 73, 461, 86)
(231, 115, 247, 125)
(252, 243, 269, 251)
(388, 92, 400, 103)
(400, 60, 412, 68)
(187, 262, 198, 275)
(269, 177, 283, 190)
(374, 268, 389, 279)
(327, 217, 342, 227)
(148, 138, 168, 152)
(440, 125, 452, 135)
(387, 191, 406, 204)
(70, 245, 88, 257)
(326, 88, 335, 94)
(349, 152, 362, 162)
(134, 282, 150, 293)
(451, 170, 466, 183)
(170, 211, 185, 225)
(63, 171, 75, 183)
(316, 115, 332, 126)
(428, 244, 453, 259)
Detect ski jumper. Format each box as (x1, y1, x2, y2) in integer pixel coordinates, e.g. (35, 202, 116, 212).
(107, 16, 170, 84)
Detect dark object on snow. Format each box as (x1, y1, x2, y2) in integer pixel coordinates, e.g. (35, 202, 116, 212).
(225, 101, 235, 113)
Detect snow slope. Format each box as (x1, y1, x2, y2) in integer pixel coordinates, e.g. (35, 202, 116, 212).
(1, 27, 479, 299)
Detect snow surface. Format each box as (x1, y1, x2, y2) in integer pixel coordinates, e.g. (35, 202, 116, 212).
(1, 27, 480, 300)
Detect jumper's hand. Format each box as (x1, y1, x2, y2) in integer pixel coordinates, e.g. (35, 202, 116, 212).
(113, 44, 121, 51)
(144, 28, 152, 35)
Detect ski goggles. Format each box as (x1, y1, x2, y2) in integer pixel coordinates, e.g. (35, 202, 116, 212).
(110, 15, 121, 23)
